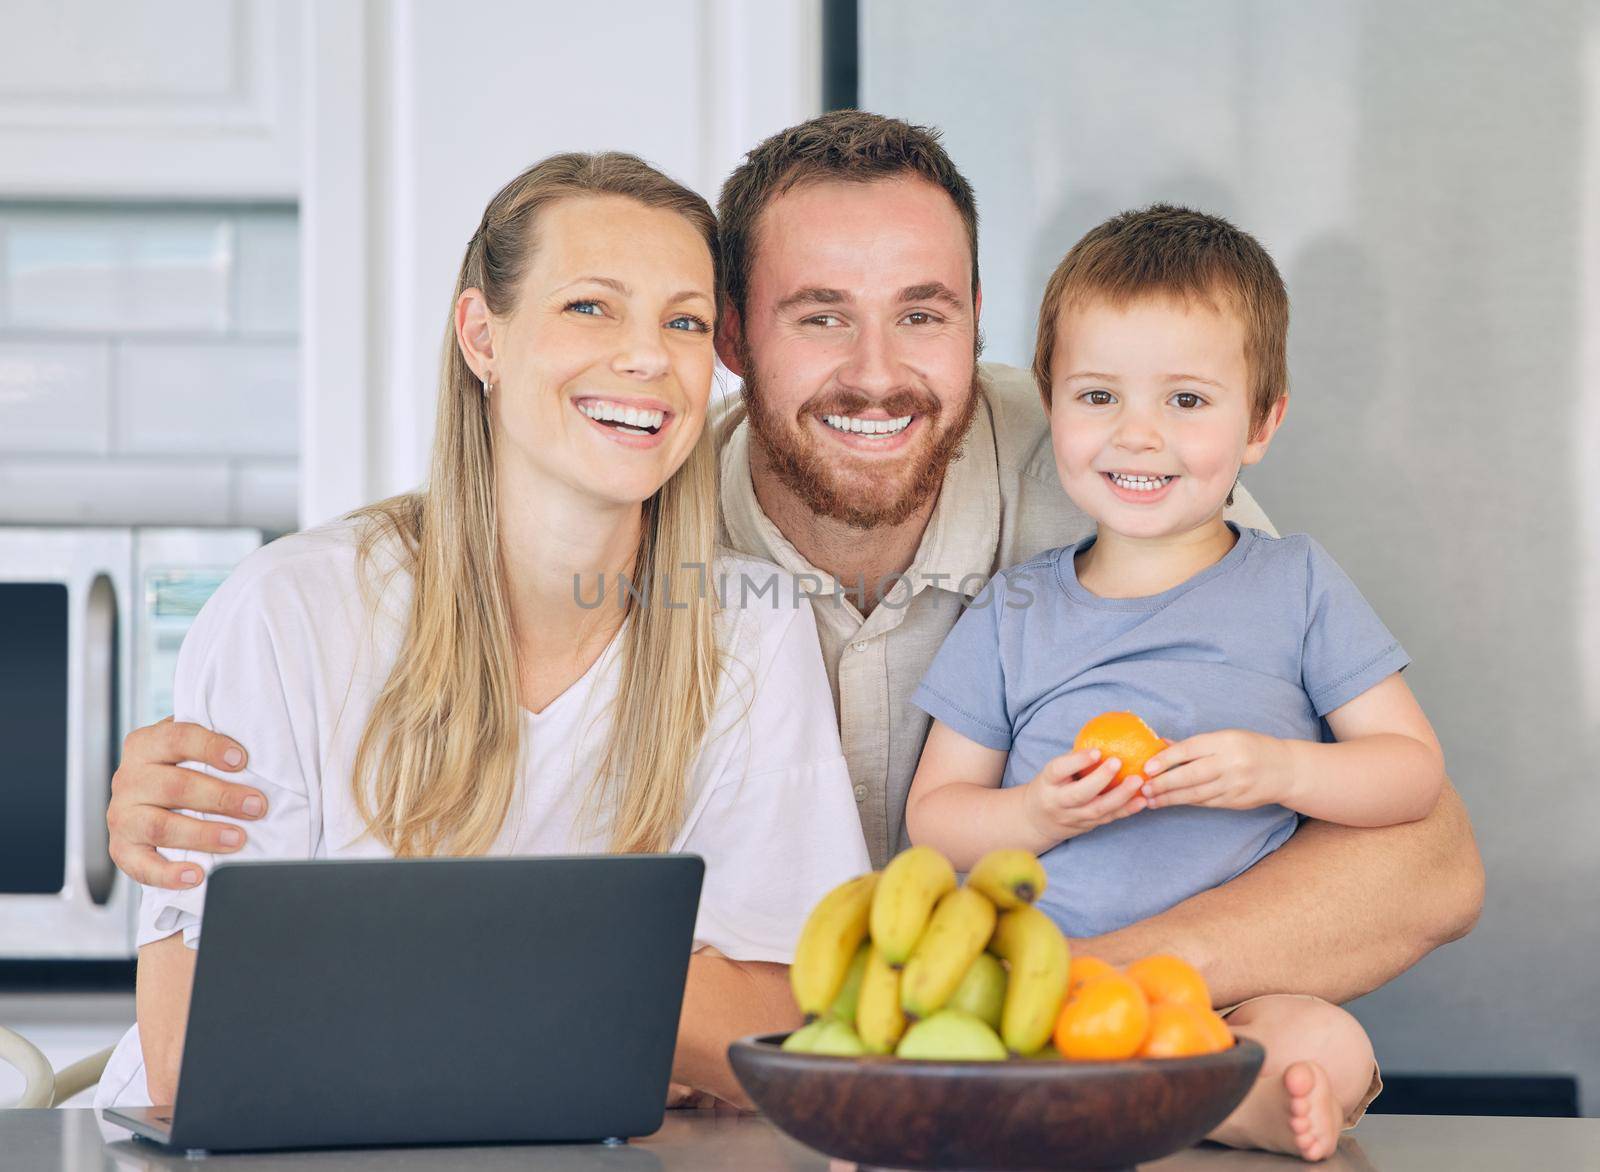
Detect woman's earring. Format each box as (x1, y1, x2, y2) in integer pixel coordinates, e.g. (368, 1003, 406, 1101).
(481, 376, 491, 396)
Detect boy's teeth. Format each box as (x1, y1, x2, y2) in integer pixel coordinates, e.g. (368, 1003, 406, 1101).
(1109, 473, 1173, 491)
(821, 413, 913, 436)
(578, 400, 665, 432)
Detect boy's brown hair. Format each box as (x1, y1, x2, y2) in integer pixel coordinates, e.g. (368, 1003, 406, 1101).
(717, 110, 980, 322)
(1032, 204, 1288, 436)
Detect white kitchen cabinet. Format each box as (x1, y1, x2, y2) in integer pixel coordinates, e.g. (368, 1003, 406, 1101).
(0, 0, 300, 199)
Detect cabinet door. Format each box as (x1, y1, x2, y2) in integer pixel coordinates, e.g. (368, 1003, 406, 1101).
(0, 0, 300, 198)
(0, 582, 68, 894)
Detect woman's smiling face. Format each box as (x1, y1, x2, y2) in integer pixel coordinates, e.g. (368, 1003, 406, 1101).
(474, 194, 717, 509)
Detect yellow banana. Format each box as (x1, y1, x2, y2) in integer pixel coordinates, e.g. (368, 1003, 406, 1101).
(870, 846, 957, 966)
(790, 872, 879, 1018)
(988, 904, 1071, 1055)
(855, 946, 907, 1053)
(900, 887, 997, 1019)
(965, 848, 1048, 910)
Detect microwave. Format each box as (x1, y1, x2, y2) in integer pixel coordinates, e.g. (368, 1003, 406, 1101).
(0, 526, 262, 960)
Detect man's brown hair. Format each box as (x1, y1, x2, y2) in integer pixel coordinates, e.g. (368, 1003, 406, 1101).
(716, 110, 980, 321)
(1032, 204, 1288, 436)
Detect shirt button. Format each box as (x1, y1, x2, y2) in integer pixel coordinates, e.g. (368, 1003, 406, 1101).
(853, 785, 868, 802)
(851, 641, 869, 653)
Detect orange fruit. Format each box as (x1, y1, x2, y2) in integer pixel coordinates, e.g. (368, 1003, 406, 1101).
(1053, 973, 1150, 1061)
(1073, 711, 1168, 794)
(1125, 954, 1211, 1011)
(1200, 1009, 1234, 1051)
(1066, 955, 1120, 999)
(1137, 1003, 1232, 1058)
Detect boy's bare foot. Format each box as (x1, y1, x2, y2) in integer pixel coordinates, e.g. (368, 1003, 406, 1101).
(1210, 1059, 1343, 1161)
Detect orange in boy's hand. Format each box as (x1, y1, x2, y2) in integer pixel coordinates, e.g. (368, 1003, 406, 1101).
(1053, 973, 1150, 1061)
(1073, 711, 1169, 795)
(1124, 954, 1211, 1012)
(1136, 1003, 1234, 1058)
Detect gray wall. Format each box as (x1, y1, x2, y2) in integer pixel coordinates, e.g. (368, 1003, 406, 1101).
(864, 0, 1600, 1112)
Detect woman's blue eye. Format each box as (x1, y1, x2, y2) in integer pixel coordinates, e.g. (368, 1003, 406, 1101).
(666, 314, 711, 333)
(566, 300, 603, 316)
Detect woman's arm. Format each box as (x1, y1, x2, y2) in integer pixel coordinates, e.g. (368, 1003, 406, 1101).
(672, 954, 800, 1108)
(1079, 779, 1483, 1006)
(135, 934, 197, 1104)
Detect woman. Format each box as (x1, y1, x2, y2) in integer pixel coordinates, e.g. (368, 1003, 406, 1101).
(95, 153, 869, 1110)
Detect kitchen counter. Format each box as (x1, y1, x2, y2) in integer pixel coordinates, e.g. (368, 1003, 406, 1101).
(0, 1109, 1594, 1171)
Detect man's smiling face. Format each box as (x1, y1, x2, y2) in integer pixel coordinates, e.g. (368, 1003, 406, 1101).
(722, 176, 982, 530)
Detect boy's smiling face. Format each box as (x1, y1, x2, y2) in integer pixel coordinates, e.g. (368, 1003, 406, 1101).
(1047, 293, 1286, 540)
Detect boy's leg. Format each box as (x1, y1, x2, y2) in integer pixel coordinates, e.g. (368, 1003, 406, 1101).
(1207, 993, 1378, 1162)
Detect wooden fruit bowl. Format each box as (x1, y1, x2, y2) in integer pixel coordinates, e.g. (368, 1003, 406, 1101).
(728, 1032, 1264, 1171)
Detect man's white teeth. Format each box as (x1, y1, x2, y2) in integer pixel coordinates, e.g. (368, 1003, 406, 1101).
(821, 414, 913, 436)
(578, 401, 665, 433)
(1109, 473, 1173, 492)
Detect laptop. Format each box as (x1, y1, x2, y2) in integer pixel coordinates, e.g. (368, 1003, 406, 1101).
(103, 854, 704, 1154)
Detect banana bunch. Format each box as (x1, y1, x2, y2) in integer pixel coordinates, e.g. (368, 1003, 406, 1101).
(785, 846, 1069, 1061)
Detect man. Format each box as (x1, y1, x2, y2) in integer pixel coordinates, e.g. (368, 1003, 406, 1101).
(108, 111, 1481, 1083)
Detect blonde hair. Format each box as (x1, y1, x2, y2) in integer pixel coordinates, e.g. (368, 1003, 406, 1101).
(349, 153, 723, 857)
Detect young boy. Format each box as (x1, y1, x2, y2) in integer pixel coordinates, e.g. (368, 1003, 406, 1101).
(905, 205, 1446, 1162)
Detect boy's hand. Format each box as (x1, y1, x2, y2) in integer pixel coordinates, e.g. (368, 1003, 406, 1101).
(1139, 730, 1296, 810)
(1023, 748, 1148, 844)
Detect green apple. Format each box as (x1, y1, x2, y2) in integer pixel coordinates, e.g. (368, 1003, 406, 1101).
(826, 943, 871, 1027)
(895, 1009, 1007, 1061)
(947, 952, 1006, 1030)
(783, 1018, 868, 1056)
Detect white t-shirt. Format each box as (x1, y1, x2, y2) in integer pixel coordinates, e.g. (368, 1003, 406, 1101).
(97, 519, 870, 1108)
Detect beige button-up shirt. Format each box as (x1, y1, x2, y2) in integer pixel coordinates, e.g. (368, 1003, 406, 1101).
(716, 362, 1274, 868)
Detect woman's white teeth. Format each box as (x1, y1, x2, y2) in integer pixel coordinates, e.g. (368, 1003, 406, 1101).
(578, 401, 665, 433)
(1109, 473, 1173, 491)
(821, 414, 913, 436)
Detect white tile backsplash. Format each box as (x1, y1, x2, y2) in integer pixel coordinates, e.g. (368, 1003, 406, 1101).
(125, 219, 234, 333)
(117, 340, 297, 457)
(234, 212, 298, 335)
(4, 212, 233, 334)
(5, 221, 122, 330)
(0, 203, 299, 526)
(0, 457, 231, 524)
(232, 459, 299, 530)
(0, 342, 111, 453)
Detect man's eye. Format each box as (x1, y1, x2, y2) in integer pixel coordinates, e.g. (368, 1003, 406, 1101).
(666, 314, 711, 333)
(1081, 390, 1115, 406)
(805, 314, 843, 327)
(904, 311, 937, 326)
(566, 300, 604, 316)
(1172, 392, 1205, 409)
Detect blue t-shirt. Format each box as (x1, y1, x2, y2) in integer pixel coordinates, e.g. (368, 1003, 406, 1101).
(911, 524, 1410, 939)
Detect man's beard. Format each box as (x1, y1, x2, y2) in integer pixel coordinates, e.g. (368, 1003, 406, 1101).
(740, 349, 982, 531)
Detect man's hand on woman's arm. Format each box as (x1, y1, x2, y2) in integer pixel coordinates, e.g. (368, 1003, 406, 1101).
(1079, 779, 1483, 1007)
(109, 718, 266, 888)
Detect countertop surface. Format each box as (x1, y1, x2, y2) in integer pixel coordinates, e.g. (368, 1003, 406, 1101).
(0, 1109, 1595, 1171)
